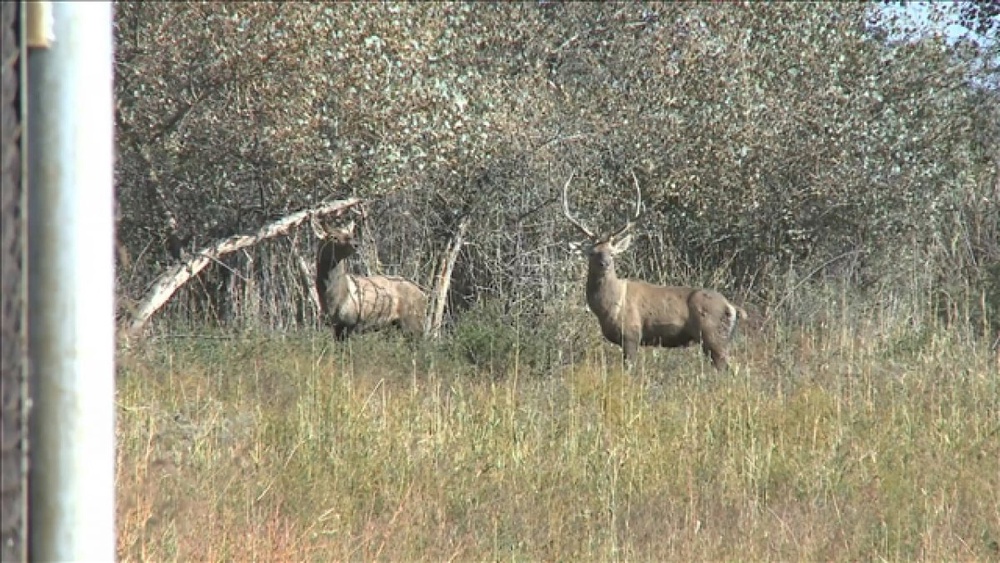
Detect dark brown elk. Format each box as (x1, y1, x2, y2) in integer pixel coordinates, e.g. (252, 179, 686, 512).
(312, 217, 428, 340)
(562, 173, 747, 370)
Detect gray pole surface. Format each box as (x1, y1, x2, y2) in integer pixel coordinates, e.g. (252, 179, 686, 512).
(27, 2, 117, 560)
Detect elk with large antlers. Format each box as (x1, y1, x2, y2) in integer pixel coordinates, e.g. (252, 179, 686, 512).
(562, 172, 747, 370)
(312, 216, 428, 340)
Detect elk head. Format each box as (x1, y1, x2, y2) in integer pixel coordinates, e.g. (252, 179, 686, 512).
(562, 171, 644, 274)
(311, 215, 359, 260)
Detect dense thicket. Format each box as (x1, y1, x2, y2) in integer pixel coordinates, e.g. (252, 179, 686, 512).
(114, 2, 998, 334)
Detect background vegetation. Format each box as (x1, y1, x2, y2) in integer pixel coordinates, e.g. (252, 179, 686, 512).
(113, 1, 998, 560)
(114, 1, 998, 334)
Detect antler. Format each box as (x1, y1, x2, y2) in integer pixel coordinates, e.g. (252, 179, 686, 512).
(608, 171, 644, 241)
(310, 214, 328, 240)
(561, 172, 598, 240)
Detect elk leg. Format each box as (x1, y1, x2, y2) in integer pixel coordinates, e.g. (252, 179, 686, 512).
(399, 314, 424, 339)
(333, 324, 351, 341)
(702, 342, 728, 371)
(622, 339, 639, 370)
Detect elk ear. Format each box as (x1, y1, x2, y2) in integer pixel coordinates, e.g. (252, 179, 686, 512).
(610, 233, 632, 255)
(345, 220, 356, 234)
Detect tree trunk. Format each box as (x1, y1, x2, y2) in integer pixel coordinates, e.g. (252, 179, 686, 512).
(425, 216, 469, 339)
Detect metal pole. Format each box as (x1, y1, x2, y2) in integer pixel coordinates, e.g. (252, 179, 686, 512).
(27, 2, 116, 561)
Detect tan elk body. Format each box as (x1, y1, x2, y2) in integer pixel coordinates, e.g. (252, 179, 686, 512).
(563, 173, 747, 370)
(313, 218, 427, 340)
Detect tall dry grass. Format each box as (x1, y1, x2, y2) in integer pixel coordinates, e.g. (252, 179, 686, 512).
(116, 286, 999, 562)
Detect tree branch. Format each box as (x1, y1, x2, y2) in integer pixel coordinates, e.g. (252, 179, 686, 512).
(123, 197, 361, 340)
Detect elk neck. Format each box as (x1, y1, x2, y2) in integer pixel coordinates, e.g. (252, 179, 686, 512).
(585, 259, 626, 315)
(317, 241, 358, 312)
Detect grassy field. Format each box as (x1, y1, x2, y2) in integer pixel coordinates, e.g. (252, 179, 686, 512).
(116, 301, 999, 561)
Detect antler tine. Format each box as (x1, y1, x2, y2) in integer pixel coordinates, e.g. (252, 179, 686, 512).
(630, 171, 643, 221)
(310, 214, 327, 239)
(609, 171, 645, 240)
(561, 172, 598, 240)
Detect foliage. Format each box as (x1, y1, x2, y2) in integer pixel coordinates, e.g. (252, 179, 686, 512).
(113, 2, 998, 332)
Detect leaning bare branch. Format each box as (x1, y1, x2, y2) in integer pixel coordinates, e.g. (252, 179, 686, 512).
(124, 197, 362, 339)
